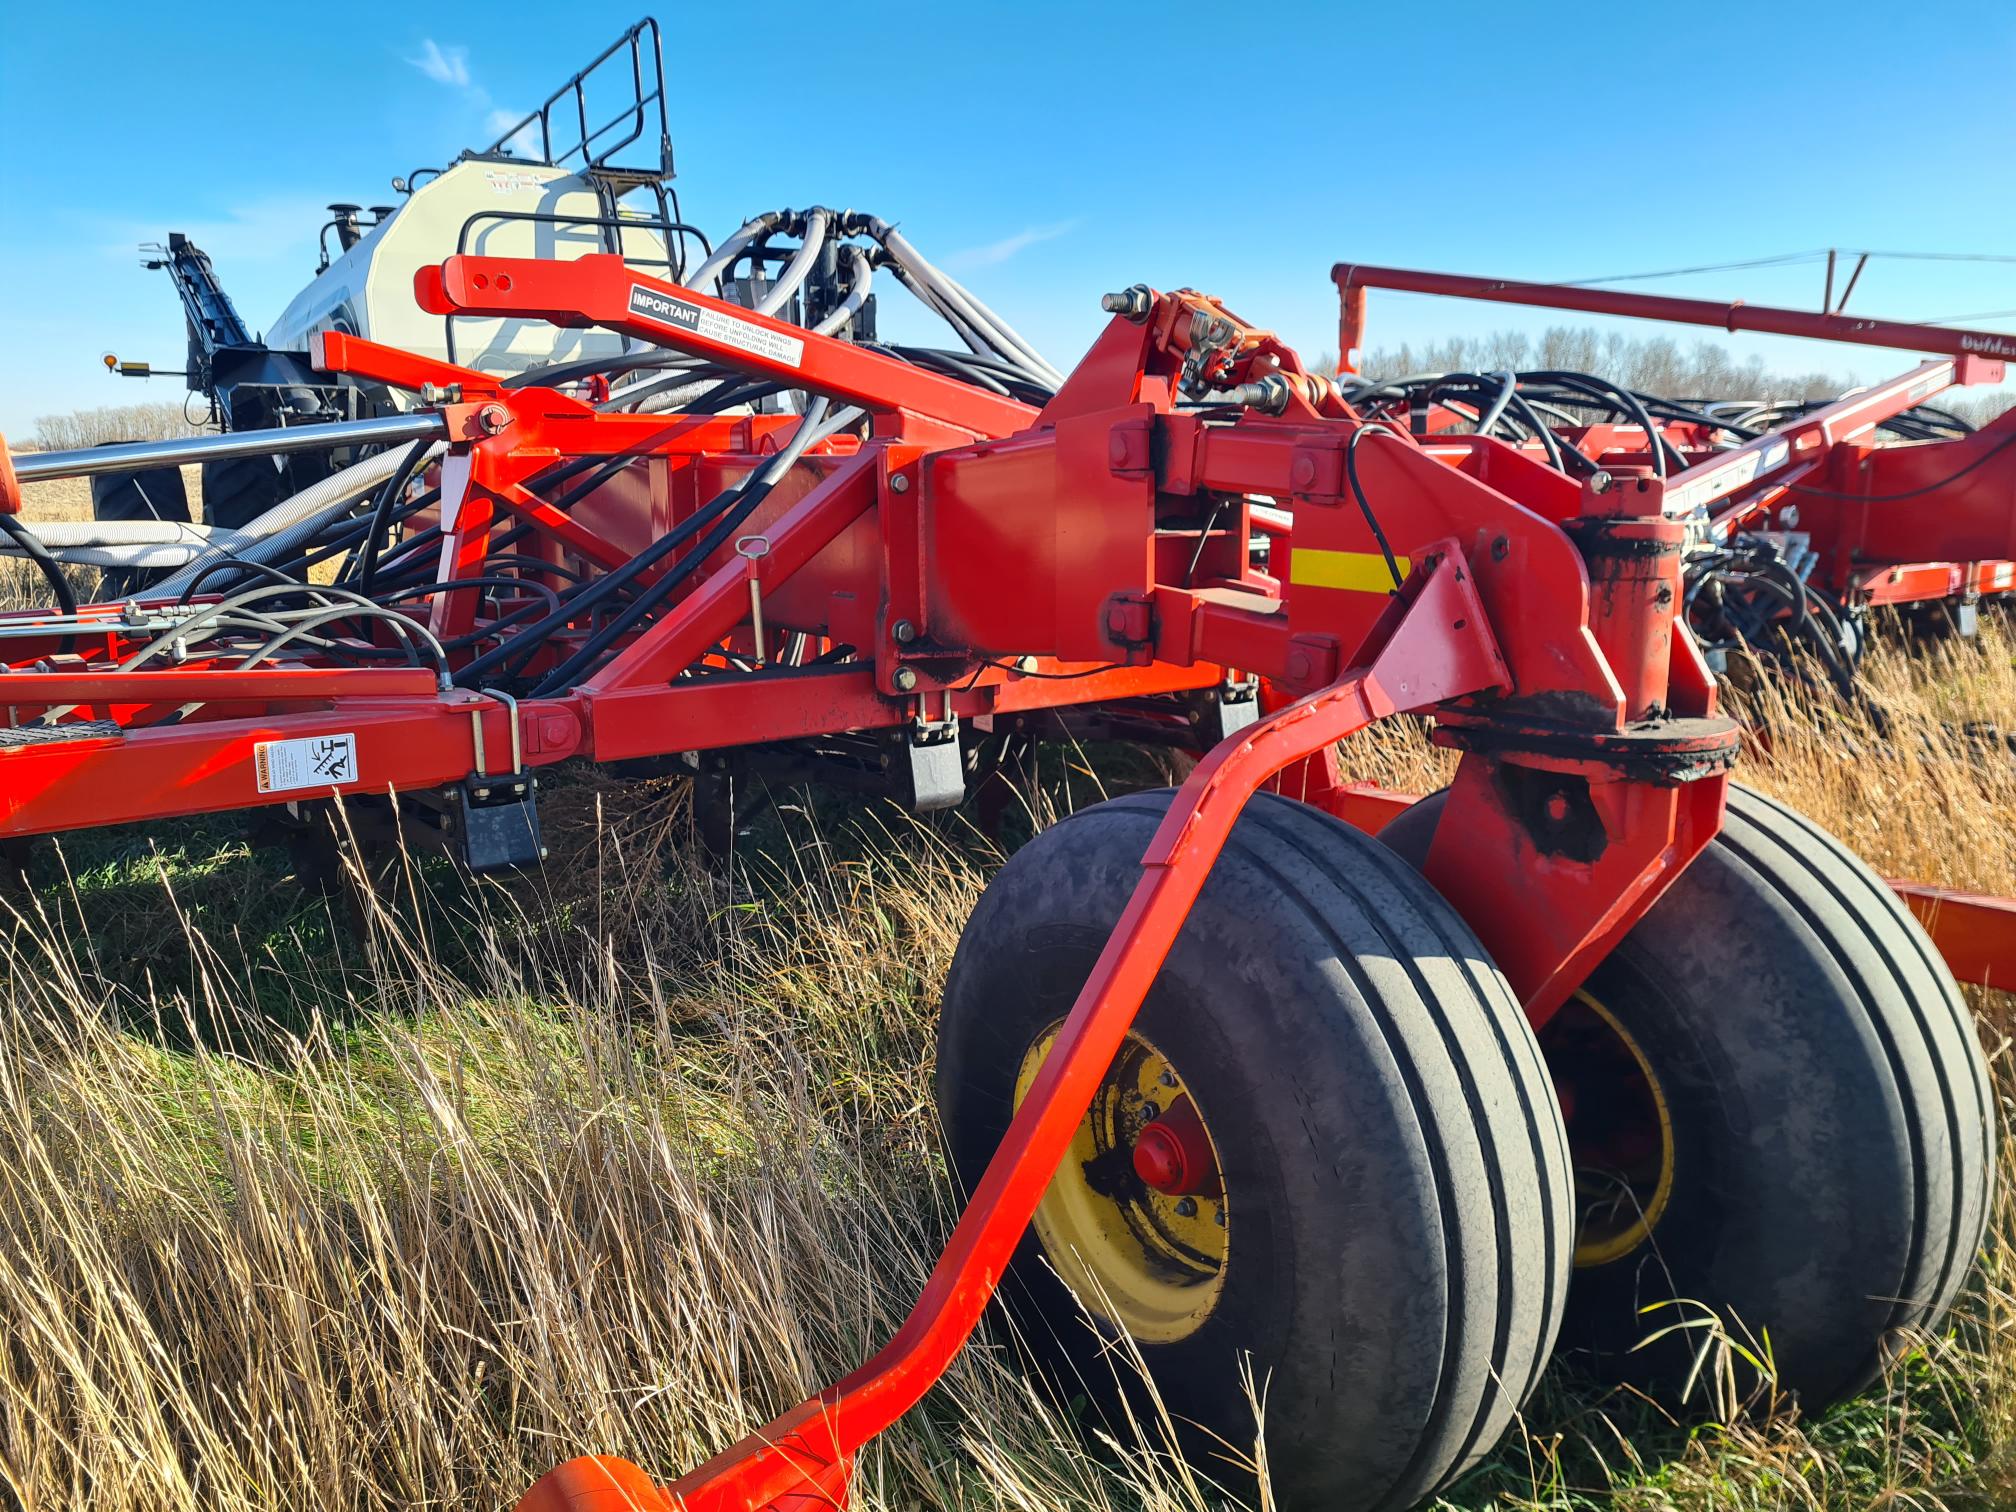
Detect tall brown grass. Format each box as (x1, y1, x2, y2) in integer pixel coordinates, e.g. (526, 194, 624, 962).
(0, 619, 2006, 1511)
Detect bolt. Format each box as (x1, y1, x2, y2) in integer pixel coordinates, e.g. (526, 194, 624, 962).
(1545, 793, 1570, 823)
(892, 667, 919, 692)
(1174, 1198, 1198, 1218)
(475, 787, 491, 801)
(890, 473, 911, 493)
(1141, 1100, 1160, 1119)
(1159, 1069, 1178, 1087)
(1589, 469, 1614, 495)
(1099, 284, 1154, 321)
(476, 403, 510, 436)
(892, 619, 917, 644)
(1215, 1206, 1227, 1227)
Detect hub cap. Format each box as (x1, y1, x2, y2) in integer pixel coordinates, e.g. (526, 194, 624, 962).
(1014, 1026, 1228, 1342)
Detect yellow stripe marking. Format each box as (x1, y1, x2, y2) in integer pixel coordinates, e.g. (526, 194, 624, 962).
(1289, 547, 1398, 593)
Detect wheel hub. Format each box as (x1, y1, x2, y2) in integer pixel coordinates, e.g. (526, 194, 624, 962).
(1014, 1026, 1229, 1343)
(1131, 1094, 1215, 1195)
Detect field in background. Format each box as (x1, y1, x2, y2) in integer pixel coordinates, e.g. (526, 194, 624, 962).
(0, 619, 2002, 1512)
(13, 400, 214, 524)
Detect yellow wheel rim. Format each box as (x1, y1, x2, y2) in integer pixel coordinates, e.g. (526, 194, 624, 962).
(1013, 1025, 1229, 1343)
(1550, 989, 1677, 1268)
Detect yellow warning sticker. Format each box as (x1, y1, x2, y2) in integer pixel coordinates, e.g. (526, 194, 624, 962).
(1288, 548, 1398, 593)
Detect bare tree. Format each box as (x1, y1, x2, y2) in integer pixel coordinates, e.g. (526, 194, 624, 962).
(31, 402, 209, 453)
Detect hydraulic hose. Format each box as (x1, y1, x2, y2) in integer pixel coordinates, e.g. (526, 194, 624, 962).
(523, 398, 847, 697)
(150, 442, 444, 598)
(0, 515, 77, 648)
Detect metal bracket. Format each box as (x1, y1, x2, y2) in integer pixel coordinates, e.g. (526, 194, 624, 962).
(458, 688, 542, 871)
(908, 692, 964, 811)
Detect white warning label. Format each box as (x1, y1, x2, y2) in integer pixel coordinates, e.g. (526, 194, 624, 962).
(254, 732, 358, 794)
(628, 283, 806, 368)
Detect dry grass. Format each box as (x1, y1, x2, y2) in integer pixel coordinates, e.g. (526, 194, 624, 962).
(0, 620, 2006, 1511)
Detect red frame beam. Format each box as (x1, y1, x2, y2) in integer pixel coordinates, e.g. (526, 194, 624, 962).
(1332, 261, 2015, 374)
(419, 254, 1038, 438)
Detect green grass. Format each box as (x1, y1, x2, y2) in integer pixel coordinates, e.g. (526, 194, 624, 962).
(0, 627, 2007, 1511)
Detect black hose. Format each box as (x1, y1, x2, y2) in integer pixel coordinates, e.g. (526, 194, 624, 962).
(179, 556, 312, 602)
(1343, 425, 1406, 590)
(0, 514, 76, 653)
(523, 399, 837, 696)
(350, 439, 436, 593)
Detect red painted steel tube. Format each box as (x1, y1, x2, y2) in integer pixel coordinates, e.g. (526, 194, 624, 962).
(0, 667, 440, 704)
(1332, 262, 2016, 368)
(421, 255, 1037, 439)
(1891, 882, 2016, 991)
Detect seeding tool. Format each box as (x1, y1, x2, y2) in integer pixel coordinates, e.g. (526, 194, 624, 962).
(0, 243, 2009, 1511)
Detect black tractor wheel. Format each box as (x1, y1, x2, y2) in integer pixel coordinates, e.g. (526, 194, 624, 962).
(936, 790, 1572, 1511)
(90, 461, 189, 524)
(1382, 783, 1994, 1407)
(199, 451, 288, 531)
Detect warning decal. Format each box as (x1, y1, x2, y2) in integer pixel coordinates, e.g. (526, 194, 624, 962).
(627, 283, 806, 368)
(254, 732, 359, 794)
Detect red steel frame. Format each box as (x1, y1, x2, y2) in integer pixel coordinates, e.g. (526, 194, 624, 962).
(1334, 261, 2016, 617)
(0, 253, 2008, 1509)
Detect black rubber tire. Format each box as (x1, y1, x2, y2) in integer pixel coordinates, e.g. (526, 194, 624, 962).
(1382, 783, 1995, 1406)
(936, 790, 1573, 1512)
(90, 461, 189, 524)
(199, 450, 287, 530)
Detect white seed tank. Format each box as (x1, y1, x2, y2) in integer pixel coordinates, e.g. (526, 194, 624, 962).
(264, 159, 670, 398)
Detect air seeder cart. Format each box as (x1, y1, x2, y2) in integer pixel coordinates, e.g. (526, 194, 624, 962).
(0, 242, 2005, 1510)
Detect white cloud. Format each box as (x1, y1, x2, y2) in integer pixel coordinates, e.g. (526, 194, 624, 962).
(944, 221, 1078, 271)
(407, 39, 470, 88)
(484, 107, 541, 157)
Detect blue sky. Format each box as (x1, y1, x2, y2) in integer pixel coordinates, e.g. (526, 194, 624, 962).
(4, 2, 2015, 436)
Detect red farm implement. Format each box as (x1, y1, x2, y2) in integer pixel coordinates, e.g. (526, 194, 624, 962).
(1333, 262, 2016, 687)
(0, 245, 2008, 1511)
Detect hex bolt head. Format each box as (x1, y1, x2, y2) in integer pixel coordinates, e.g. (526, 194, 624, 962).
(892, 619, 917, 644)
(1159, 1069, 1178, 1087)
(892, 667, 919, 692)
(1174, 1197, 1199, 1218)
(890, 473, 911, 493)
(1099, 284, 1154, 321)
